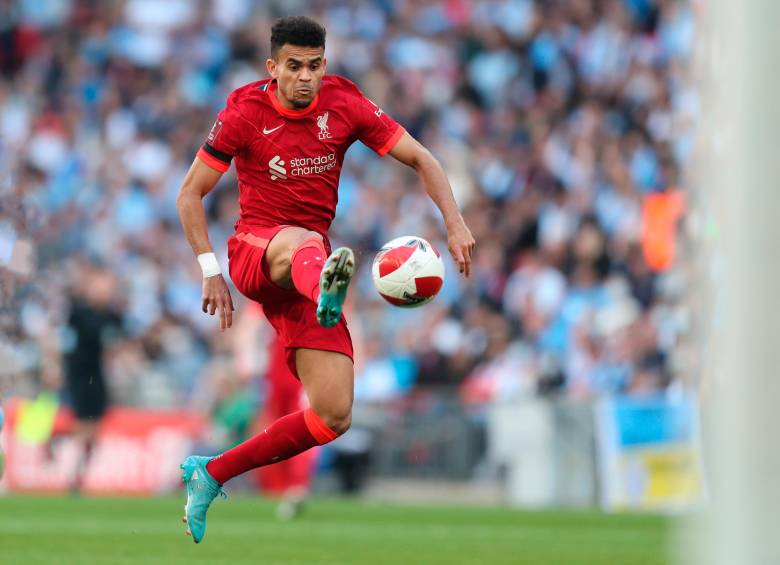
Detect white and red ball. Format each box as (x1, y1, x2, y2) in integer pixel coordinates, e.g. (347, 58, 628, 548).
(372, 236, 445, 308)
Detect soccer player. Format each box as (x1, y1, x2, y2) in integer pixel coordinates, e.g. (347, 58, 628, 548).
(176, 16, 475, 543)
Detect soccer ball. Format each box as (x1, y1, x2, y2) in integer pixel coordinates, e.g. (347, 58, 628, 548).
(372, 236, 445, 307)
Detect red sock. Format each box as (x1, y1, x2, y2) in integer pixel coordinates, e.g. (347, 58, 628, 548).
(206, 408, 338, 485)
(290, 237, 326, 302)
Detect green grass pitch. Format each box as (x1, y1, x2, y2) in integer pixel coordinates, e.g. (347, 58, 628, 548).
(0, 494, 670, 565)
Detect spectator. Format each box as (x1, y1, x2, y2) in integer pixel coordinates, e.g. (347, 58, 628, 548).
(0, 0, 694, 413)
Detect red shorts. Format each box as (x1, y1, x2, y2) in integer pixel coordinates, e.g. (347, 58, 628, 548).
(227, 225, 353, 377)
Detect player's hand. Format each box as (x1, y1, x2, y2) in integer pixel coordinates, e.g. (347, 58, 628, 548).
(202, 274, 235, 331)
(446, 218, 476, 277)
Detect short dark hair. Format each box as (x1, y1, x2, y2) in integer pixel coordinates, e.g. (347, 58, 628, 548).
(270, 16, 326, 57)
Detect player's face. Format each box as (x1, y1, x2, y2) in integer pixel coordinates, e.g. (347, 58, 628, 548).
(267, 45, 326, 109)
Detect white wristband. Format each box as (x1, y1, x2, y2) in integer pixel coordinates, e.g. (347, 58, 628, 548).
(197, 252, 221, 278)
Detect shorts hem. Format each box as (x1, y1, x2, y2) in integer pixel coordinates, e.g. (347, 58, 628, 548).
(285, 342, 354, 362)
(283, 342, 354, 379)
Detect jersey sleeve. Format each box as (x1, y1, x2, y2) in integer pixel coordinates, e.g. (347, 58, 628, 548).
(196, 102, 246, 173)
(352, 91, 405, 157)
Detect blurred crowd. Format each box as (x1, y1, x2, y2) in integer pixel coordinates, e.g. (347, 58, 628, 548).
(0, 0, 695, 416)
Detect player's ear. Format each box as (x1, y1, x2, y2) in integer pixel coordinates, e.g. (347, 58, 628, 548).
(266, 58, 278, 79)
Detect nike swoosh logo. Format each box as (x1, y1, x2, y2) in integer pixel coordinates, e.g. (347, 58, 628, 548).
(263, 124, 283, 134)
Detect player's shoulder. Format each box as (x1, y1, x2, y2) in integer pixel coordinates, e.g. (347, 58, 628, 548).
(223, 79, 274, 116)
(321, 75, 366, 101)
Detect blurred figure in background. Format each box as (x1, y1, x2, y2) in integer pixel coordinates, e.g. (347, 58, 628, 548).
(62, 261, 122, 492)
(254, 335, 318, 520)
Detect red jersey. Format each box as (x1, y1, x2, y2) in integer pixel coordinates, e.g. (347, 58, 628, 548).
(196, 75, 405, 236)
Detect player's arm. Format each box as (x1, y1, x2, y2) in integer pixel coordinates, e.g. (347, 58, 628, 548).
(388, 131, 475, 276)
(176, 158, 235, 330)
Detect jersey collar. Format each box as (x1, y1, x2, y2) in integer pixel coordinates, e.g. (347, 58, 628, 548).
(265, 80, 320, 119)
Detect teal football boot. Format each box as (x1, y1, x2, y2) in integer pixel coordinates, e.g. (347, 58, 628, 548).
(316, 247, 355, 328)
(180, 455, 226, 543)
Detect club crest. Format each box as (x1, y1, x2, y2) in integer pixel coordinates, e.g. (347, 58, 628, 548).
(317, 112, 332, 140)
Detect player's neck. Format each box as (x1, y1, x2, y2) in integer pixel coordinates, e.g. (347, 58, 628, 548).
(274, 87, 308, 111)
(267, 80, 319, 117)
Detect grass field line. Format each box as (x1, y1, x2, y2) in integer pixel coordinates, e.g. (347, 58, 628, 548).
(0, 516, 660, 545)
(0, 497, 670, 565)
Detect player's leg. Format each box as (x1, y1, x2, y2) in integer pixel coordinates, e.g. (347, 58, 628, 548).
(264, 226, 325, 296)
(294, 348, 353, 434)
(181, 227, 354, 543)
(257, 338, 318, 519)
(205, 349, 351, 483)
(264, 226, 355, 327)
(182, 348, 351, 542)
(277, 349, 352, 519)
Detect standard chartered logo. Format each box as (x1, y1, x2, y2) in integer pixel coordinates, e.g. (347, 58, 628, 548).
(268, 155, 287, 181)
(268, 153, 336, 180)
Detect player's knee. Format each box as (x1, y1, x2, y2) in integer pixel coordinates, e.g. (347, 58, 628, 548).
(291, 230, 324, 254)
(269, 229, 323, 264)
(277, 230, 323, 268)
(329, 412, 352, 436)
(320, 405, 352, 436)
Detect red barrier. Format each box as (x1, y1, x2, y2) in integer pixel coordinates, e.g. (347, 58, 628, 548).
(0, 400, 206, 494)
